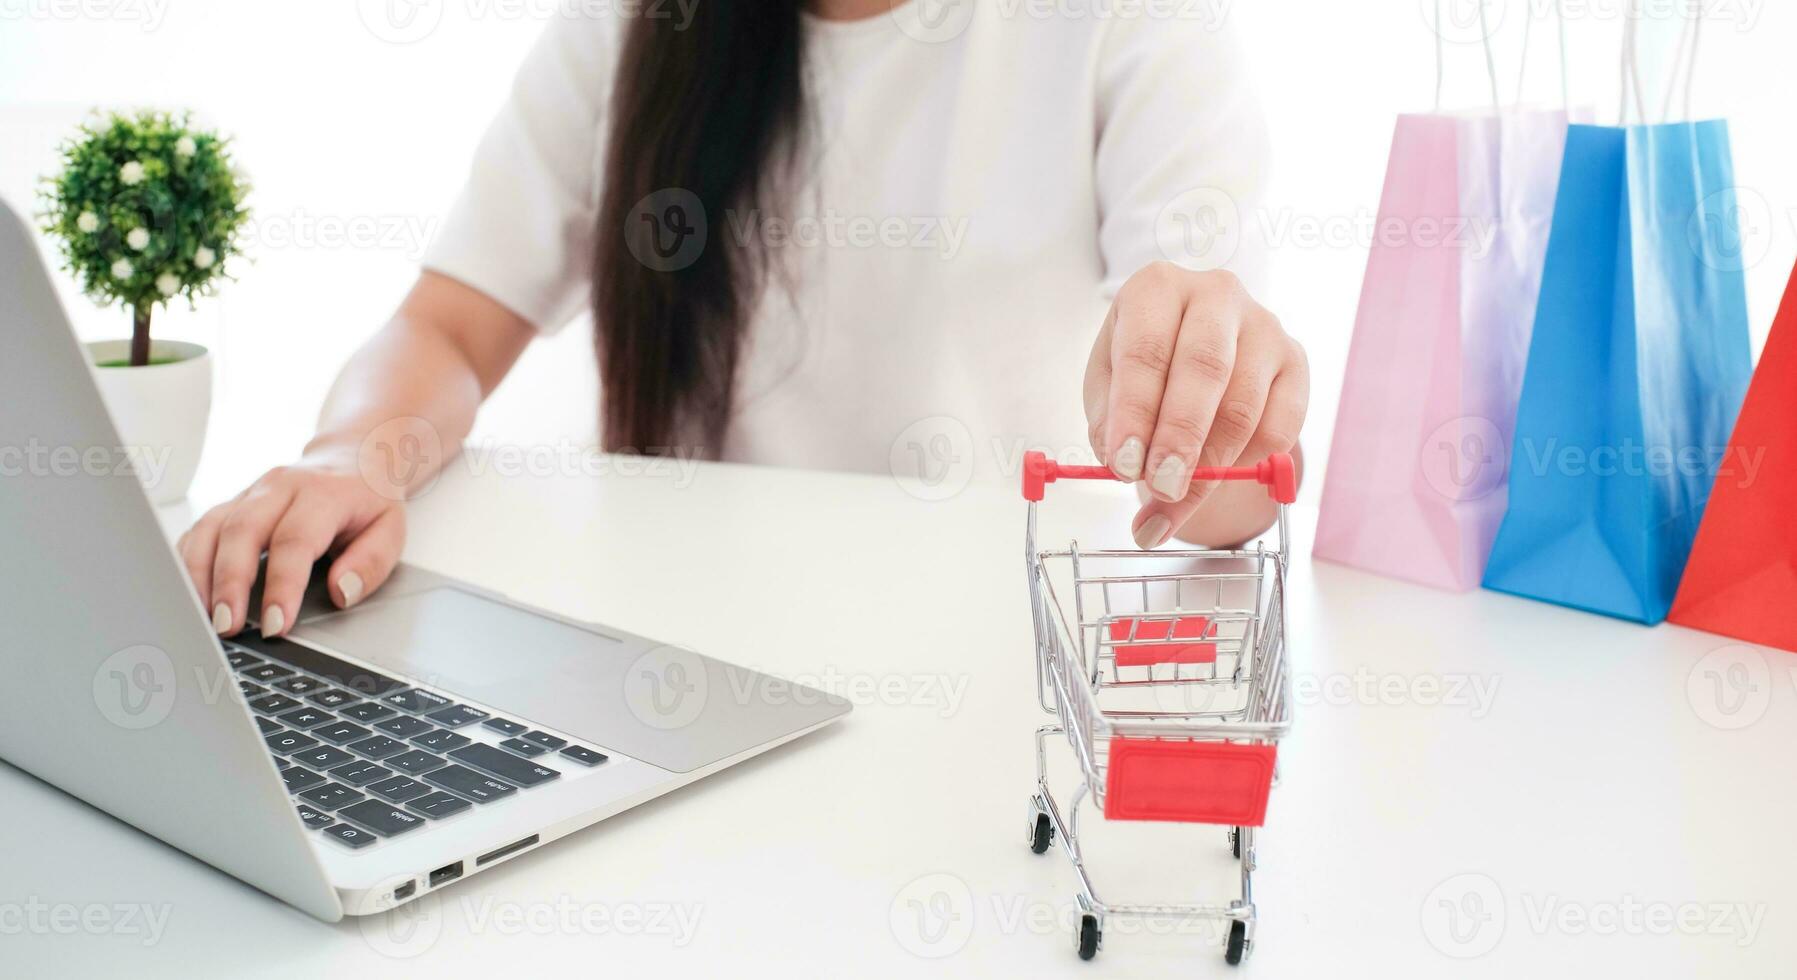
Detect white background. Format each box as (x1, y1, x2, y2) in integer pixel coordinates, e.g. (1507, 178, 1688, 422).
(4, 0, 1796, 487)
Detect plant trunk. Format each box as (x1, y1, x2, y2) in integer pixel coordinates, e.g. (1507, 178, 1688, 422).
(130, 304, 152, 367)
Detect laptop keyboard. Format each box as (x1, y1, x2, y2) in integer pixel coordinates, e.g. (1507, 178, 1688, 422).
(223, 635, 609, 851)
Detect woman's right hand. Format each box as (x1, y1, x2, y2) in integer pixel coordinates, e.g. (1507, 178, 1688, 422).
(177, 451, 406, 639)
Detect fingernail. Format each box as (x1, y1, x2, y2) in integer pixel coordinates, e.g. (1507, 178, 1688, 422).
(212, 602, 232, 634)
(1150, 456, 1190, 501)
(1112, 437, 1145, 481)
(1134, 515, 1172, 550)
(338, 571, 364, 608)
(262, 605, 285, 637)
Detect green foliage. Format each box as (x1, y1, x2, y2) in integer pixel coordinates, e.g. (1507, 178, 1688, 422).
(38, 110, 250, 317)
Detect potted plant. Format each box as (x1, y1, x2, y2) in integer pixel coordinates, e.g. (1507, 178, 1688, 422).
(39, 110, 250, 504)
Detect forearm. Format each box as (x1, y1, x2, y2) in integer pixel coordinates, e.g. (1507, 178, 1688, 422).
(301, 273, 534, 498)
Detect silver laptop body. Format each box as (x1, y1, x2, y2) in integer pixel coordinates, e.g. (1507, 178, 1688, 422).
(0, 198, 850, 920)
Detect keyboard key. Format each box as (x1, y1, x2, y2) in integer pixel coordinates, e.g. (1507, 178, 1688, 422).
(321, 823, 378, 848)
(248, 693, 302, 714)
(340, 701, 398, 723)
(243, 637, 407, 697)
(425, 704, 490, 728)
(406, 792, 472, 820)
(424, 765, 517, 804)
(255, 716, 281, 735)
(498, 737, 546, 758)
(277, 707, 333, 730)
(273, 676, 327, 695)
(385, 750, 448, 775)
(306, 689, 360, 710)
(338, 799, 426, 838)
(226, 649, 262, 669)
(409, 729, 471, 753)
(348, 735, 407, 760)
(329, 761, 392, 787)
(282, 766, 327, 793)
(298, 782, 366, 811)
(296, 804, 334, 829)
(368, 775, 432, 803)
(482, 717, 527, 737)
(241, 663, 296, 682)
(238, 680, 267, 698)
(381, 689, 452, 714)
(314, 722, 373, 745)
(450, 744, 561, 787)
(522, 731, 567, 751)
(559, 745, 609, 767)
(375, 715, 435, 739)
(265, 730, 319, 755)
(292, 746, 355, 770)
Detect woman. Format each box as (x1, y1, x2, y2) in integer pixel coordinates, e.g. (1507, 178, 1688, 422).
(180, 0, 1308, 638)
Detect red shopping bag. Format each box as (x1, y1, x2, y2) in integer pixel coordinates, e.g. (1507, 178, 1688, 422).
(1669, 259, 1797, 652)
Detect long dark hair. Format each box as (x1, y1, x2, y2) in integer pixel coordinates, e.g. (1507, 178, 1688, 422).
(594, 2, 807, 454)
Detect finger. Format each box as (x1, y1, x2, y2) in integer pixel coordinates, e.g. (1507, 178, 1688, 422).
(1142, 299, 1240, 503)
(1132, 368, 1307, 549)
(326, 507, 405, 611)
(178, 505, 231, 611)
(259, 497, 346, 638)
(1103, 266, 1187, 481)
(1178, 331, 1284, 507)
(208, 481, 297, 635)
(1083, 306, 1118, 463)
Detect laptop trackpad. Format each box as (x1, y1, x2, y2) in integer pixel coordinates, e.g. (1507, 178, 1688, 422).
(291, 586, 845, 774)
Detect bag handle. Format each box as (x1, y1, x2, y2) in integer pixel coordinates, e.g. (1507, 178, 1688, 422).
(1434, 0, 1570, 113)
(1514, 0, 1571, 108)
(1021, 451, 1298, 504)
(1620, 0, 1704, 125)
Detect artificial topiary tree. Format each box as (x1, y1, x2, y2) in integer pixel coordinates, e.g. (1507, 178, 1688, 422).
(39, 110, 250, 366)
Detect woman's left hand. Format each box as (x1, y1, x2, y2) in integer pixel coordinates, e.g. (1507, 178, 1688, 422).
(1084, 262, 1309, 549)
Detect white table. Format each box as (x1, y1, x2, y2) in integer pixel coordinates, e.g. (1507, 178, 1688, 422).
(5, 456, 1794, 978)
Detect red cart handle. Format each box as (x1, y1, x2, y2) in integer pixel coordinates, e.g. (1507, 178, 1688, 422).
(1022, 450, 1297, 504)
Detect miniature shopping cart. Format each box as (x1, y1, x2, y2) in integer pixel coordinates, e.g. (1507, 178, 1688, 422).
(1020, 451, 1296, 965)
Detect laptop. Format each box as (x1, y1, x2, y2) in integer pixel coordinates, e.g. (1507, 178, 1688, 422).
(0, 198, 850, 920)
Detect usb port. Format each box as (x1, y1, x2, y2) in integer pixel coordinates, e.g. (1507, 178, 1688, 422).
(392, 880, 416, 902)
(429, 861, 463, 888)
(477, 835, 540, 867)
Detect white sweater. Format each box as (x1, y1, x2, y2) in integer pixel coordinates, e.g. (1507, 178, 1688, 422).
(423, 3, 1270, 487)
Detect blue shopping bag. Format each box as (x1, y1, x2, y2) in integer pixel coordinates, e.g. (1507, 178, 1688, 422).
(1481, 119, 1753, 623)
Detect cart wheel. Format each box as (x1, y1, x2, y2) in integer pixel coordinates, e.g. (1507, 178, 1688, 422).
(1029, 813, 1053, 854)
(1225, 920, 1248, 965)
(1229, 827, 1240, 859)
(1076, 914, 1101, 960)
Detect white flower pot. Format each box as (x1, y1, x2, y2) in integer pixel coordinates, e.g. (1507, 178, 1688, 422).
(85, 339, 212, 505)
